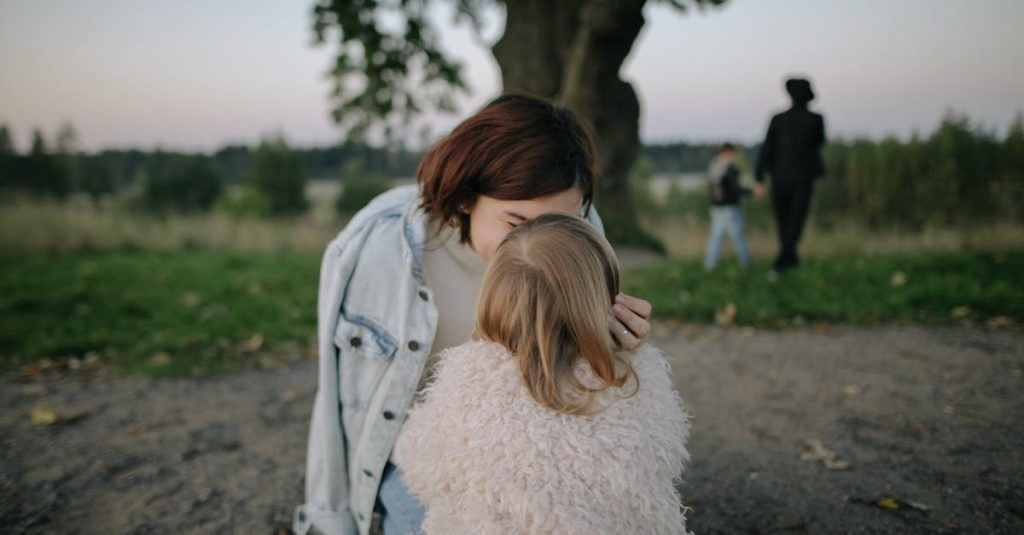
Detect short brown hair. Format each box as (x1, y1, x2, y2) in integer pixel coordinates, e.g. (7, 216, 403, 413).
(475, 213, 637, 415)
(417, 94, 599, 243)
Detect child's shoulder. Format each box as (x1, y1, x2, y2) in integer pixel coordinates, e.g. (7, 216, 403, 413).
(442, 339, 511, 365)
(628, 344, 674, 382)
(433, 340, 518, 387)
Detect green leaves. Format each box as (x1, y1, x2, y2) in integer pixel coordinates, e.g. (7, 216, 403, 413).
(311, 0, 471, 142)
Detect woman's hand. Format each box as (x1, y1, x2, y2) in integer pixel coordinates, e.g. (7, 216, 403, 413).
(609, 293, 652, 351)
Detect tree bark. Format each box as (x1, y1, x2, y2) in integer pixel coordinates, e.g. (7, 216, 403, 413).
(493, 0, 657, 248)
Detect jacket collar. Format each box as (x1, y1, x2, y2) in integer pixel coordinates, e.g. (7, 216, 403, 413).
(401, 189, 431, 282)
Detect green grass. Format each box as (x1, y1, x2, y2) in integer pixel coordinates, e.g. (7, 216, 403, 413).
(0, 251, 321, 376)
(623, 251, 1024, 326)
(2, 250, 1021, 377)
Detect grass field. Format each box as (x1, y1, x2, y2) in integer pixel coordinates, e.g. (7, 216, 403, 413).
(0, 252, 321, 376)
(622, 251, 1023, 327)
(1, 249, 1020, 376)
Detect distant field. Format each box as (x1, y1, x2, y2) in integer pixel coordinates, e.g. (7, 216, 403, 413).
(1, 249, 1020, 377)
(4, 181, 1022, 256)
(623, 250, 1023, 327)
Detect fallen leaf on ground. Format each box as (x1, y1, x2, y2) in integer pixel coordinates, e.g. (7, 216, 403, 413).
(238, 334, 264, 353)
(900, 498, 931, 511)
(890, 271, 907, 287)
(986, 316, 1013, 329)
(950, 306, 971, 319)
(148, 352, 172, 366)
(715, 303, 737, 326)
(873, 496, 931, 513)
(877, 498, 899, 510)
(31, 403, 60, 426)
(800, 439, 850, 470)
(842, 385, 860, 398)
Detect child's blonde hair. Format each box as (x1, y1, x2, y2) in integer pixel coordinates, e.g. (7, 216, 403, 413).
(475, 213, 638, 415)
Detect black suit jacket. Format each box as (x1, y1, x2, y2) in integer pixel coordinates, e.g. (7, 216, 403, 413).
(756, 106, 826, 187)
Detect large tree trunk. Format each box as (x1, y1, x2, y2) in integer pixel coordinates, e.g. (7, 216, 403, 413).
(493, 0, 657, 248)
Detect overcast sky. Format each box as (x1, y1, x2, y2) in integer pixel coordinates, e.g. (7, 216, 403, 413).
(2, 0, 1023, 151)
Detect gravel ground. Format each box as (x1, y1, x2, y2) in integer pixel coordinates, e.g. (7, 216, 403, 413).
(2, 324, 1022, 534)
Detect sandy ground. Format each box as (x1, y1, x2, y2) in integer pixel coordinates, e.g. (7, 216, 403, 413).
(2, 324, 1022, 534)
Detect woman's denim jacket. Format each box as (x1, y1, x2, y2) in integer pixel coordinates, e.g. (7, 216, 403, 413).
(293, 185, 603, 535)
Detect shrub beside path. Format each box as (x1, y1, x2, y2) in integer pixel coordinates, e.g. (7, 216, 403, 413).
(2, 324, 1022, 533)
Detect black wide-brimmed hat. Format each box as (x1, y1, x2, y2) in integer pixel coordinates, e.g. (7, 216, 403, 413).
(785, 78, 815, 103)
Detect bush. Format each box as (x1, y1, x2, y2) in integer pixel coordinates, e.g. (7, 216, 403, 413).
(250, 136, 308, 216)
(142, 154, 224, 213)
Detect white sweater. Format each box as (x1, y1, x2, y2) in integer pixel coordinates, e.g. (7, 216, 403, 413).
(393, 340, 691, 535)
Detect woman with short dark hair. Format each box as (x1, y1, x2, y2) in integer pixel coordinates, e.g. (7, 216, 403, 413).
(294, 94, 654, 535)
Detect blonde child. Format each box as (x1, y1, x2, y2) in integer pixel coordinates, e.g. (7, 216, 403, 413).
(394, 213, 691, 535)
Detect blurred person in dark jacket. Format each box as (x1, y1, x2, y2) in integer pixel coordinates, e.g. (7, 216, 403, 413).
(704, 143, 752, 271)
(755, 77, 826, 272)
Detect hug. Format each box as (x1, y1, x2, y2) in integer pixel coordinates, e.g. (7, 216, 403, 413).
(294, 94, 691, 535)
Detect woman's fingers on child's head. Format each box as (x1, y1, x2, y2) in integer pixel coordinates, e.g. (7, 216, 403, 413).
(609, 315, 643, 351)
(615, 293, 652, 320)
(613, 302, 651, 341)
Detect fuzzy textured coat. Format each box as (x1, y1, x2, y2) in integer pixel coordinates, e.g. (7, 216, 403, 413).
(393, 340, 691, 535)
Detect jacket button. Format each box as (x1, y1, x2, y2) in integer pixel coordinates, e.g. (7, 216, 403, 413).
(297, 511, 306, 523)
(382, 410, 395, 420)
(350, 336, 362, 348)
(407, 340, 420, 351)
(418, 290, 429, 301)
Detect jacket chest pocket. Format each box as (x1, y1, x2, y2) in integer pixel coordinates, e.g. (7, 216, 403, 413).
(334, 314, 397, 410)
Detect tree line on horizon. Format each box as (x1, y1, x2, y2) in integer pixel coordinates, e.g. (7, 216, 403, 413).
(1, 111, 1021, 228)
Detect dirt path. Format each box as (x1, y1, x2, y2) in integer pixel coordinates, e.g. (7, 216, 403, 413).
(2, 325, 1022, 534)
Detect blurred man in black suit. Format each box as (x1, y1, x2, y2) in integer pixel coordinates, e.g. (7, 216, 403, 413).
(755, 77, 826, 272)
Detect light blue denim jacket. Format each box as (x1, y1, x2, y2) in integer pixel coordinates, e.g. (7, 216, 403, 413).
(293, 185, 603, 535)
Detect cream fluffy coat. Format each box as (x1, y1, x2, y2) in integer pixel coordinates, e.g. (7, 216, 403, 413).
(394, 340, 691, 535)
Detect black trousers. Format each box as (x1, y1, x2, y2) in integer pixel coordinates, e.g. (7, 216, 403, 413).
(771, 181, 815, 271)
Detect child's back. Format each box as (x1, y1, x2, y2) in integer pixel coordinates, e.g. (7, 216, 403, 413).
(393, 213, 691, 534)
(394, 340, 689, 534)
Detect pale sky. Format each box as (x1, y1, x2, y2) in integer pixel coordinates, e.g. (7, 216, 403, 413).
(1, 0, 1022, 151)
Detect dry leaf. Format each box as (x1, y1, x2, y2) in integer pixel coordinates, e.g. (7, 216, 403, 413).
(715, 303, 737, 326)
(877, 498, 899, 510)
(32, 403, 60, 426)
(950, 306, 970, 319)
(900, 498, 931, 511)
(875, 496, 930, 513)
(842, 385, 860, 398)
(824, 458, 850, 470)
(800, 439, 850, 470)
(986, 316, 1013, 329)
(148, 352, 172, 366)
(238, 334, 264, 353)
(889, 271, 907, 287)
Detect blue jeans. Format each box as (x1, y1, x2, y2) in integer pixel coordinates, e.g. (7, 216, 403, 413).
(704, 205, 751, 269)
(378, 462, 426, 535)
